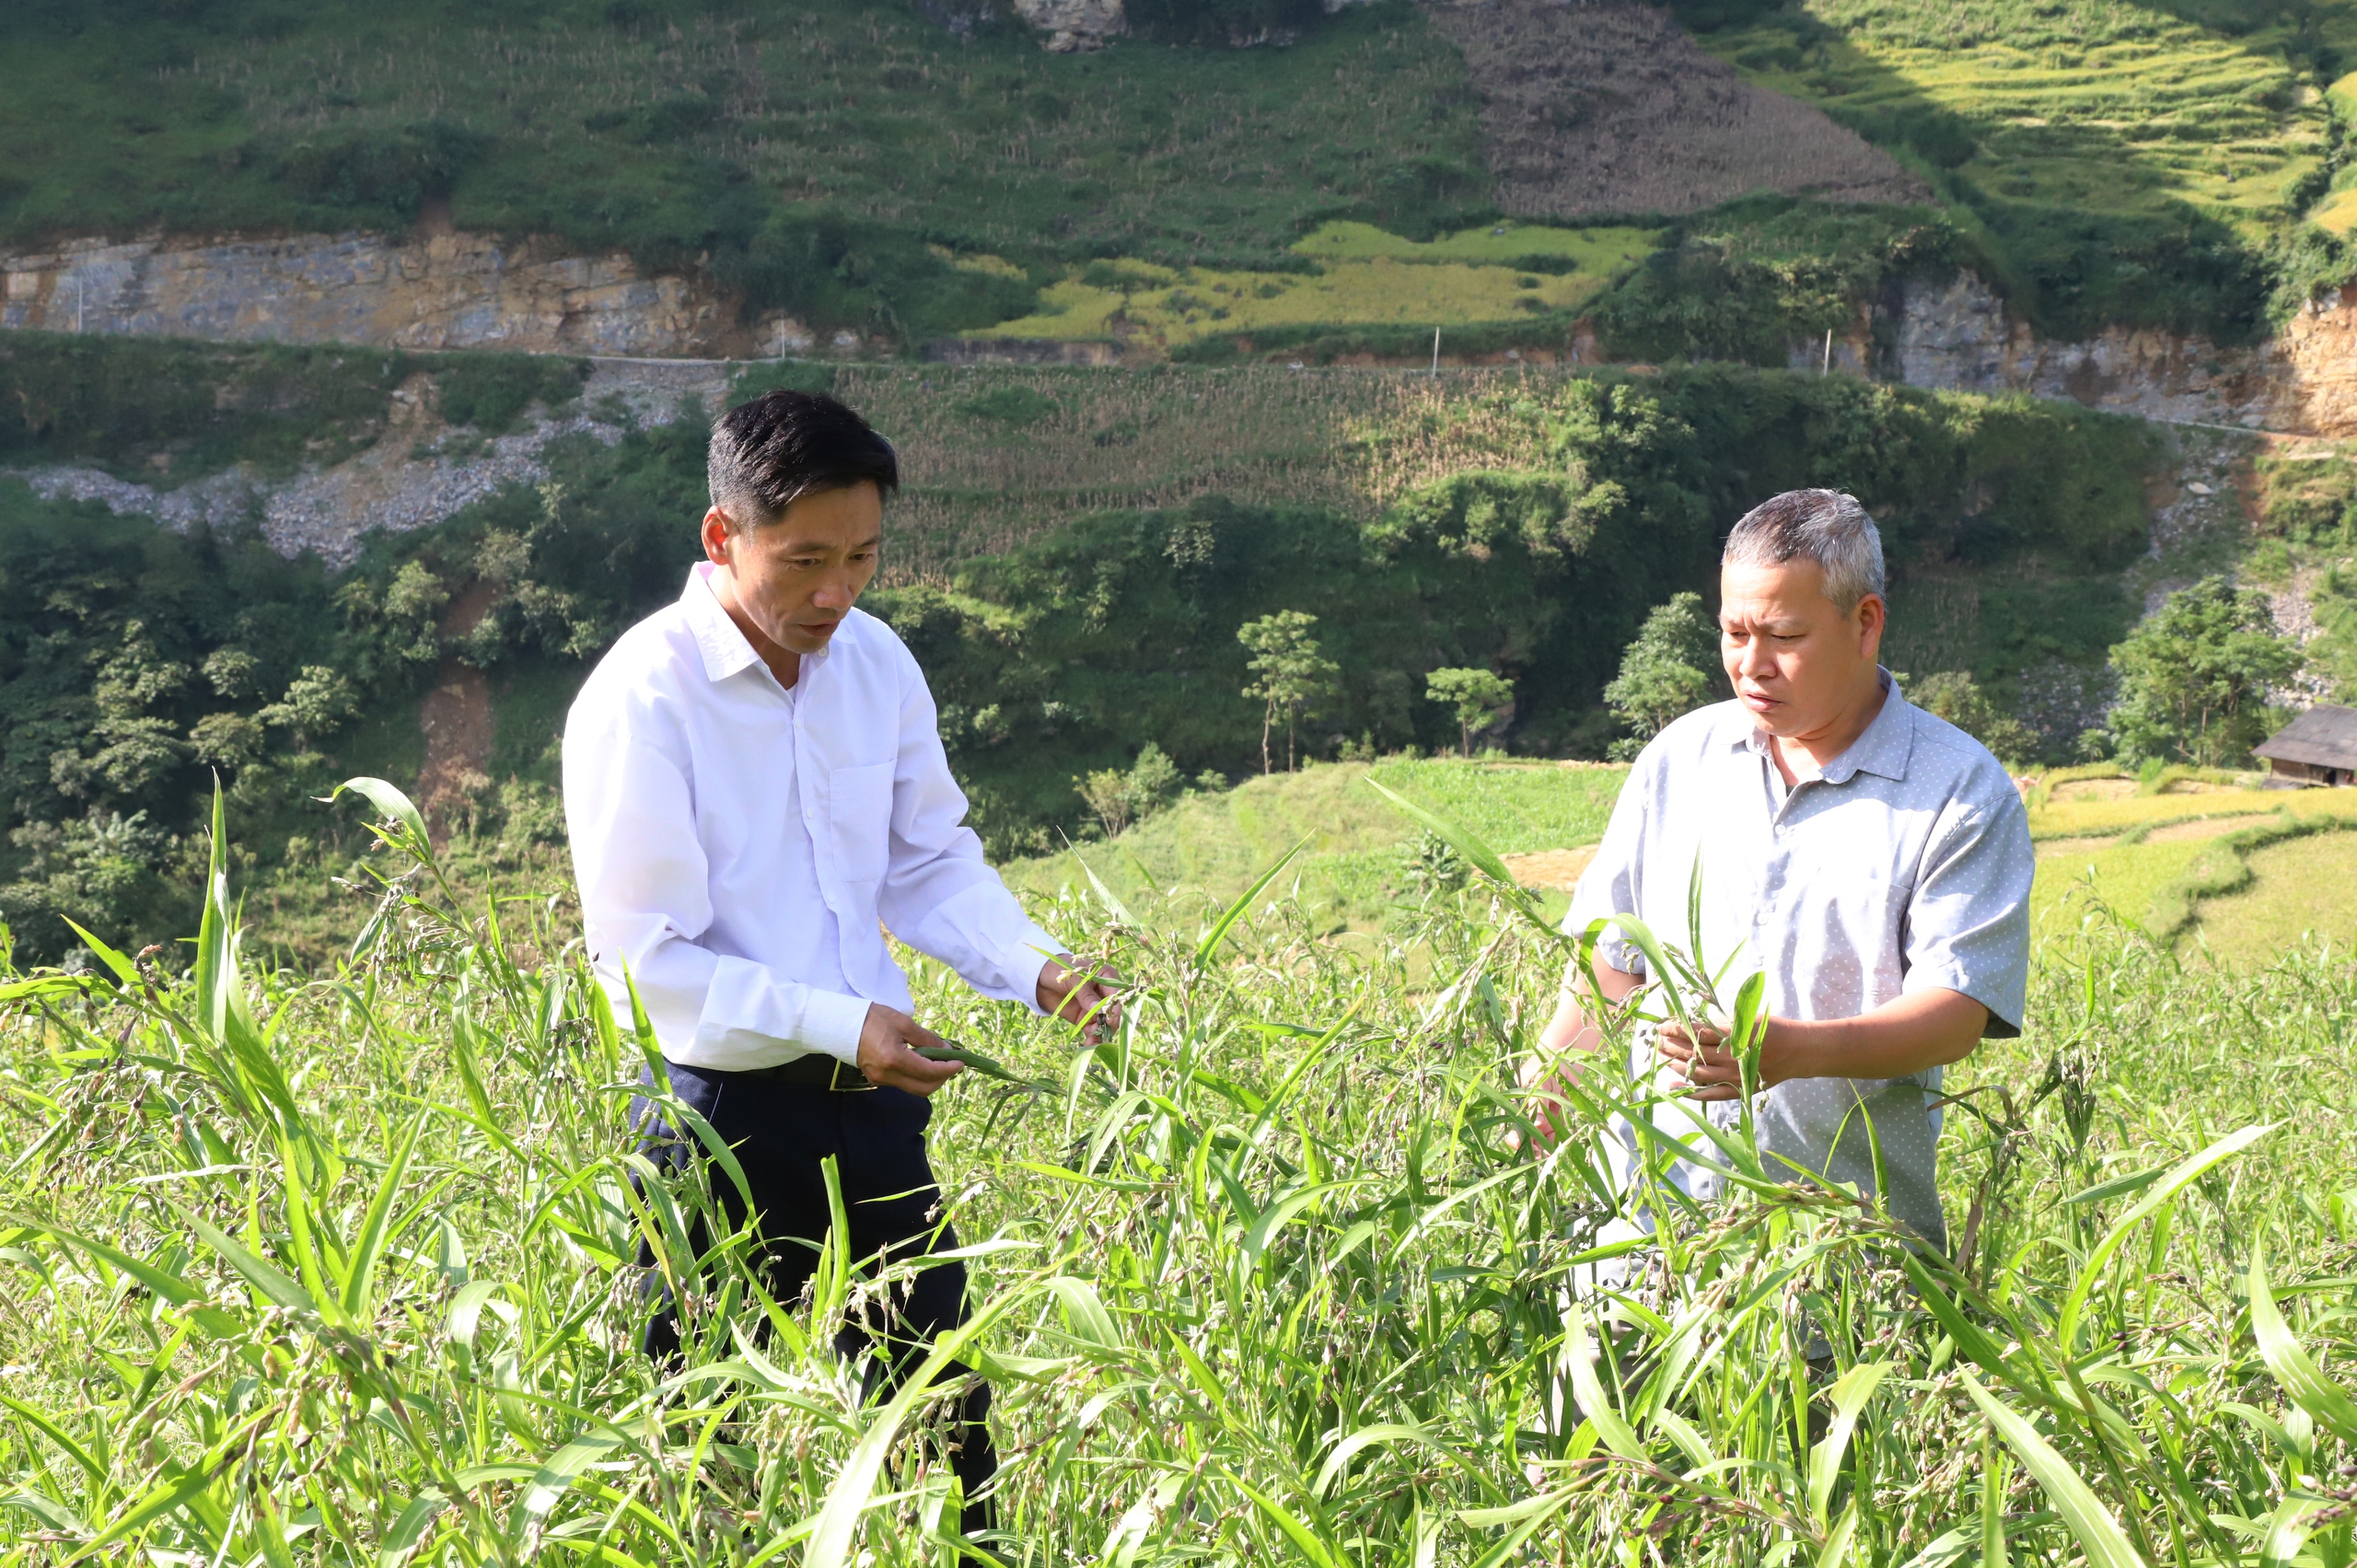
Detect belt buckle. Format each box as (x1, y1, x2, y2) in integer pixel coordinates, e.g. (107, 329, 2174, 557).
(830, 1058, 875, 1093)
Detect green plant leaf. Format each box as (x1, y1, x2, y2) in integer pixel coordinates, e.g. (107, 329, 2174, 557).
(2249, 1242, 2357, 1445)
(1195, 836, 1308, 967)
(1809, 1362, 1892, 1525)
(1958, 1371, 2146, 1568)
(2056, 1122, 2271, 1349)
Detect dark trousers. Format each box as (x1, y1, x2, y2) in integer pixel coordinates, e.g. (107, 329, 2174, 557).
(633, 1063, 998, 1535)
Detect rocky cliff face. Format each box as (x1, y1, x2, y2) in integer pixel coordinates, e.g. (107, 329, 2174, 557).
(17, 358, 734, 566)
(1011, 0, 1127, 51)
(1867, 272, 2357, 440)
(0, 231, 842, 361)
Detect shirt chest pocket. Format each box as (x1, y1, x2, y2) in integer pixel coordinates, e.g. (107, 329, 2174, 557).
(828, 762, 896, 884)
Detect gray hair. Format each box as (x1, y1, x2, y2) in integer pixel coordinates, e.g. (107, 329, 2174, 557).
(1722, 489, 1885, 613)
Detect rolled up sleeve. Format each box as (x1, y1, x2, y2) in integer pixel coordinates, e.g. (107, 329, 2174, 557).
(564, 691, 872, 1067)
(874, 656, 1062, 1008)
(1901, 797, 2034, 1037)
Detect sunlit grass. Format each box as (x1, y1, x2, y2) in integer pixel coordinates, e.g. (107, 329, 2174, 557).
(2189, 829, 2357, 964)
(1701, 0, 2332, 231)
(966, 253, 1627, 350)
(1289, 219, 1660, 269)
(1000, 758, 1626, 926)
(0, 780, 2351, 1563)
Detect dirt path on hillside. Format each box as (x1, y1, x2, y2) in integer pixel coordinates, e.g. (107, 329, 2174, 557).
(414, 582, 499, 845)
(1501, 844, 1598, 892)
(1424, 0, 1923, 218)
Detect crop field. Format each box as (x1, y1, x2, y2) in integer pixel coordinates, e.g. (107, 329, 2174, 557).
(1695, 0, 2330, 229)
(2025, 776, 2357, 949)
(964, 223, 1660, 353)
(802, 362, 1600, 580)
(0, 783, 2351, 1564)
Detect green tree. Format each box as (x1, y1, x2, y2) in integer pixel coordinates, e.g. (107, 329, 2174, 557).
(1603, 591, 1718, 761)
(1074, 742, 1183, 839)
(2107, 576, 2302, 767)
(187, 712, 267, 772)
(1909, 670, 2038, 765)
(259, 666, 360, 754)
(1238, 611, 1339, 774)
(1424, 668, 1515, 757)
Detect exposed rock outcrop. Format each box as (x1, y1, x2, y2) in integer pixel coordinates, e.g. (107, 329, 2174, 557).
(0, 231, 835, 360)
(1859, 271, 2357, 439)
(1012, 0, 1126, 52)
(15, 358, 734, 567)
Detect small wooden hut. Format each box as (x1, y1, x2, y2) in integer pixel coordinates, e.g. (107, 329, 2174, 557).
(2255, 704, 2357, 786)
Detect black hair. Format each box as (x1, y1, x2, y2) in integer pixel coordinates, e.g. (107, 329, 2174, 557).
(707, 389, 900, 528)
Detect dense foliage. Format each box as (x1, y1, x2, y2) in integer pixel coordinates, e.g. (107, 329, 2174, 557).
(0, 333, 590, 481)
(1603, 590, 1720, 759)
(2102, 576, 2305, 768)
(1593, 200, 1962, 368)
(0, 787, 2350, 1564)
(0, 354, 2165, 957)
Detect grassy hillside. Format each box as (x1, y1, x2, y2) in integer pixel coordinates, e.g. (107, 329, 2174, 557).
(1003, 758, 1627, 929)
(1675, 0, 2355, 339)
(0, 0, 1487, 344)
(0, 339, 2181, 962)
(10, 0, 2357, 358)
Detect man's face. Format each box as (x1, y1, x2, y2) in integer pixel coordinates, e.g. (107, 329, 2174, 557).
(702, 482, 883, 656)
(1718, 558, 1885, 739)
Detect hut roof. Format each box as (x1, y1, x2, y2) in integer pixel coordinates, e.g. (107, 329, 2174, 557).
(2256, 704, 2357, 770)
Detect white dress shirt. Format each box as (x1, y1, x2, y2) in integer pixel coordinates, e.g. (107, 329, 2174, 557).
(1565, 672, 2033, 1249)
(563, 563, 1063, 1070)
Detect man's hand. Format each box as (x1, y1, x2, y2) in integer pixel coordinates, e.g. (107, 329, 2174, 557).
(1038, 957, 1121, 1045)
(1655, 1018, 1744, 1101)
(1657, 988, 1991, 1100)
(855, 1003, 962, 1097)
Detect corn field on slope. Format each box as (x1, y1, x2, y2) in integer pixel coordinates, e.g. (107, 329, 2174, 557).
(0, 782, 2351, 1564)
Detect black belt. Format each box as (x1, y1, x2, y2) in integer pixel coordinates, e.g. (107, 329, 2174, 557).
(746, 1053, 875, 1091)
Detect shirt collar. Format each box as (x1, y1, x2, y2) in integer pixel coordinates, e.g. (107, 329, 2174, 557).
(1734, 668, 1914, 784)
(682, 562, 838, 688)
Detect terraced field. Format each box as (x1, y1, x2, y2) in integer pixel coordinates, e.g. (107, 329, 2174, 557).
(1700, 1, 2330, 226)
(967, 221, 1659, 353)
(2027, 772, 2357, 949)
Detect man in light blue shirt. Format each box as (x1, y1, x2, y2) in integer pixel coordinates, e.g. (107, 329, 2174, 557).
(1534, 489, 2034, 1252)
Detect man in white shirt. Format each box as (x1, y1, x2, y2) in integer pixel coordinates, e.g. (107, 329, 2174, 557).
(563, 389, 1114, 1542)
(1531, 489, 2033, 1257)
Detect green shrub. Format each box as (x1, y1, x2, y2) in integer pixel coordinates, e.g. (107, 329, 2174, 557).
(255, 120, 491, 227)
(433, 355, 590, 435)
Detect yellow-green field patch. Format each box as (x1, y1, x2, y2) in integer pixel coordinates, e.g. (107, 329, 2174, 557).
(1289, 220, 1659, 270)
(1001, 758, 1626, 927)
(968, 256, 1622, 349)
(2027, 786, 2357, 842)
(2032, 837, 2209, 944)
(966, 225, 1657, 350)
(1701, 2, 2330, 231)
(2187, 828, 2357, 966)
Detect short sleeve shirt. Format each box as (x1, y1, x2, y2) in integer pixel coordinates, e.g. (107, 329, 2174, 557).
(1563, 673, 2034, 1249)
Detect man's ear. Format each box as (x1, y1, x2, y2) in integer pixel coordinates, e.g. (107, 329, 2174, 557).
(700, 506, 734, 566)
(1856, 592, 1887, 656)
